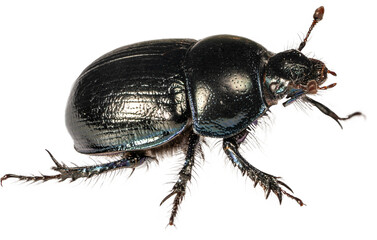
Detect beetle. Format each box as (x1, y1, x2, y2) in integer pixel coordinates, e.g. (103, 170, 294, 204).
(1, 6, 361, 225)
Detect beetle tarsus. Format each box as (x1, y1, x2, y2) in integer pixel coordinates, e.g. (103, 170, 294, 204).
(223, 136, 304, 206)
(0, 173, 62, 185)
(160, 132, 200, 226)
(281, 189, 305, 206)
(1, 150, 149, 185)
(160, 183, 186, 226)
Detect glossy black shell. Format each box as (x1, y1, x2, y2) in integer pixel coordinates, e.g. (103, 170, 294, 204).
(66, 39, 196, 154)
(185, 35, 268, 137)
(66, 35, 269, 154)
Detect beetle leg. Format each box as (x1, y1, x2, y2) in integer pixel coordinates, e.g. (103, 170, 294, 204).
(1, 150, 148, 185)
(223, 134, 304, 206)
(303, 96, 363, 129)
(160, 131, 200, 226)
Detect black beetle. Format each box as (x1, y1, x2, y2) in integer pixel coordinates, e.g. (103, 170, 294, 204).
(1, 6, 362, 225)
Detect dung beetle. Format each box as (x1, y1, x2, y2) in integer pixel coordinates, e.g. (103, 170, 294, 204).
(1, 6, 362, 225)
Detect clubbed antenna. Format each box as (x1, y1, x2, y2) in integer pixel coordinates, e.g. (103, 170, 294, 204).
(298, 6, 325, 51)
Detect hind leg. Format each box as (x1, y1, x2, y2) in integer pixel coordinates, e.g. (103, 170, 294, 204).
(1, 150, 149, 185)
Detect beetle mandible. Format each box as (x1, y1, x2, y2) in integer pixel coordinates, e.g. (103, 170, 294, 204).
(1, 6, 362, 225)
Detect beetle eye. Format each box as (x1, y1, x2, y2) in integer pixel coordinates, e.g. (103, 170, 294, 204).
(265, 76, 290, 98)
(270, 82, 285, 94)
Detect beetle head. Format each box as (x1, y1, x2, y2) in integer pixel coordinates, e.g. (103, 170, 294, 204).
(262, 6, 362, 128)
(262, 49, 362, 128)
(263, 49, 336, 105)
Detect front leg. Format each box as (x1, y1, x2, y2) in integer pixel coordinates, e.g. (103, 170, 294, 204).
(223, 131, 304, 206)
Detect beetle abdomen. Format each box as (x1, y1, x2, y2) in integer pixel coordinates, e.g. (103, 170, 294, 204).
(66, 39, 197, 154)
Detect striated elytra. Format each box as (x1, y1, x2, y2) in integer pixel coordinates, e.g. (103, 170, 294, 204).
(1, 6, 362, 226)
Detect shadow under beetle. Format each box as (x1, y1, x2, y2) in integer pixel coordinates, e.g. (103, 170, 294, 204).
(2, 6, 362, 225)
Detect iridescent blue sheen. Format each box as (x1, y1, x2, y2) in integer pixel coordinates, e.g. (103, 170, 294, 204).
(185, 35, 269, 137)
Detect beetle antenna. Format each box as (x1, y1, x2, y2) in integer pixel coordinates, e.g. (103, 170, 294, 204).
(298, 6, 325, 51)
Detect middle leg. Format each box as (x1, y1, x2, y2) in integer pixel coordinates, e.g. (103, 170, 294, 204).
(160, 131, 200, 226)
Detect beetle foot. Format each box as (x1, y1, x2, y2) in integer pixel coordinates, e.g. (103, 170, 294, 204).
(223, 138, 305, 206)
(0, 173, 61, 186)
(159, 154, 194, 226)
(160, 180, 187, 226)
(248, 171, 304, 206)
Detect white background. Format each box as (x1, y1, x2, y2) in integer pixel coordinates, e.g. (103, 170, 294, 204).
(0, 0, 375, 239)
